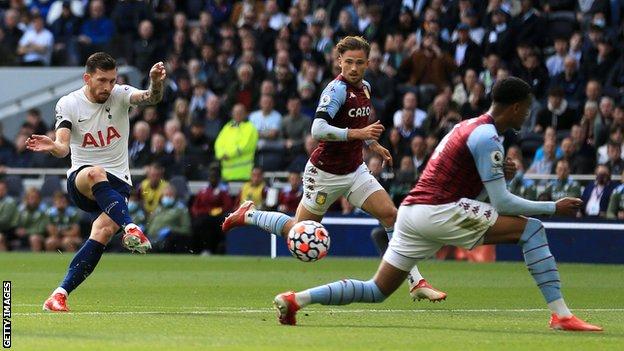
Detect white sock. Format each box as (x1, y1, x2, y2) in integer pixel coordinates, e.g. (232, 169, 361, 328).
(244, 209, 255, 224)
(547, 298, 572, 317)
(408, 266, 424, 285)
(294, 291, 311, 307)
(53, 287, 68, 296)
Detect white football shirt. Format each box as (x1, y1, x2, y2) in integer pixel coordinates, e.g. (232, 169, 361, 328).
(54, 84, 139, 185)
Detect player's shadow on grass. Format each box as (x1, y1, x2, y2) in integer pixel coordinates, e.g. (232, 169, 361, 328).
(301, 324, 598, 336)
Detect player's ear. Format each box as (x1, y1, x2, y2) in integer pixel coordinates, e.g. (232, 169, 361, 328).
(83, 73, 90, 84)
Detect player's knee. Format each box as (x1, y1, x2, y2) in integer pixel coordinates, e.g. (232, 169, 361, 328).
(380, 207, 397, 227)
(92, 225, 116, 241)
(87, 166, 107, 183)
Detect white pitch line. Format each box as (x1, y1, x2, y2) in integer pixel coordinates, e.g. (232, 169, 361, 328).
(12, 308, 624, 317)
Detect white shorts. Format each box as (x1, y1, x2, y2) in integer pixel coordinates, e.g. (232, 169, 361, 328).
(301, 161, 384, 215)
(383, 198, 499, 271)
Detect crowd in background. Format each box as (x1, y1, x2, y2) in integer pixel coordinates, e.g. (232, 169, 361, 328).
(1, 0, 624, 254)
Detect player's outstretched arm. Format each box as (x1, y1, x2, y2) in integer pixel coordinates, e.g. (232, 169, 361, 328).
(26, 128, 70, 158)
(130, 62, 167, 106)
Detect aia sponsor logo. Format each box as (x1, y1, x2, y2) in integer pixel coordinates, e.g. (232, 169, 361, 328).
(82, 126, 121, 147)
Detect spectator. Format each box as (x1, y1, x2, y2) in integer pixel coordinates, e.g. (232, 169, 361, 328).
(147, 133, 173, 170)
(597, 125, 624, 164)
(580, 100, 608, 147)
(535, 86, 578, 132)
(250, 94, 284, 171)
(44, 191, 81, 252)
(452, 68, 478, 107)
(540, 159, 581, 201)
(163, 118, 181, 153)
(224, 63, 259, 113)
(0, 180, 18, 251)
(127, 191, 147, 231)
(191, 165, 232, 255)
(214, 103, 258, 181)
(17, 14, 54, 66)
(511, 0, 545, 48)
(580, 164, 617, 218)
(25, 108, 49, 135)
(138, 162, 169, 216)
(239, 166, 267, 209)
(281, 96, 311, 162)
(188, 119, 212, 162)
(129, 121, 151, 168)
(50, 1, 80, 66)
(14, 188, 47, 252)
(550, 56, 585, 107)
(399, 33, 456, 99)
(393, 92, 427, 129)
(527, 139, 557, 177)
(78, 0, 114, 63)
(410, 135, 429, 173)
(110, 0, 152, 61)
(170, 131, 202, 180)
(569, 124, 597, 174)
(0, 9, 23, 65)
(132, 20, 160, 74)
(459, 81, 489, 119)
(389, 155, 417, 205)
(546, 37, 569, 77)
(367, 155, 390, 189)
(604, 141, 624, 175)
(288, 134, 318, 172)
(278, 170, 303, 213)
(142, 106, 163, 136)
(451, 23, 482, 74)
(7, 134, 33, 167)
(582, 37, 617, 84)
(515, 52, 549, 100)
(147, 185, 192, 253)
(482, 9, 514, 61)
(265, 0, 288, 31)
(606, 170, 624, 219)
(479, 53, 501, 95)
(397, 108, 422, 140)
(508, 158, 538, 200)
(200, 95, 224, 143)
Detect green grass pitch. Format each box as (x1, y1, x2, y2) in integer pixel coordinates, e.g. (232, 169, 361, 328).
(2, 253, 623, 350)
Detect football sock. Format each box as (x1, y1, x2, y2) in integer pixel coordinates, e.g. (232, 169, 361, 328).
(520, 218, 571, 317)
(91, 181, 133, 228)
(408, 266, 425, 286)
(384, 226, 393, 240)
(296, 279, 386, 307)
(59, 239, 105, 294)
(246, 210, 291, 236)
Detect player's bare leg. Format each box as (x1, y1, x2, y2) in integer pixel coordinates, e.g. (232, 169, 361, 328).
(361, 190, 447, 302)
(483, 215, 602, 331)
(75, 166, 150, 252)
(222, 199, 323, 239)
(274, 259, 408, 325)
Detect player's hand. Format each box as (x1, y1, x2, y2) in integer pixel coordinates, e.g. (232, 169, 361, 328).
(503, 157, 517, 180)
(357, 120, 384, 141)
(370, 142, 393, 168)
(149, 61, 167, 83)
(554, 197, 582, 217)
(25, 134, 55, 153)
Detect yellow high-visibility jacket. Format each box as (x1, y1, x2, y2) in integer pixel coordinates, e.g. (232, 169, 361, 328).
(214, 120, 258, 181)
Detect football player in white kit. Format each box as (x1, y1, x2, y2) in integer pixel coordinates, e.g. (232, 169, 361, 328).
(26, 52, 166, 312)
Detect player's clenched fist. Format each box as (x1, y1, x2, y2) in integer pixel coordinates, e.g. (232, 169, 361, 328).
(149, 61, 167, 83)
(555, 197, 582, 217)
(355, 120, 384, 140)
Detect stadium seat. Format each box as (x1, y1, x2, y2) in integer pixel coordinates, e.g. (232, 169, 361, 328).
(169, 175, 190, 202)
(3, 175, 24, 199)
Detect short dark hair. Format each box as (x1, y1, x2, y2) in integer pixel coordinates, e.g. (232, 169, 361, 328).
(548, 86, 565, 98)
(336, 36, 370, 57)
(491, 77, 532, 105)
(85, 52, 116, 73)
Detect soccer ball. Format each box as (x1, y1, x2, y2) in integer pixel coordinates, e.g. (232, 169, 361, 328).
(287, 220, 330, 262)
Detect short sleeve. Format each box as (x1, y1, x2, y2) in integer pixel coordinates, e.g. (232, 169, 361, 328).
(315, 80, 347, 119)
(466, 124, 505, 183)
(115, 84, 140, 107)
(54, 96, 73, 130)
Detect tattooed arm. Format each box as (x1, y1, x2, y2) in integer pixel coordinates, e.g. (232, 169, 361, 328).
(130, 61, 167, 106)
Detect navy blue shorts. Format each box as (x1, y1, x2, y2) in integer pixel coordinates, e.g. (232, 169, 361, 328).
(66, 165, 132, 214)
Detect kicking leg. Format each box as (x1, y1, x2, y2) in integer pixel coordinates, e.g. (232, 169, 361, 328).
(75, 166, 150, 252)
(222, 200, 323, 239)
(274, 260, 407, 325)
(360, 190, 446, 302)
(484, 215, 602, 331)
(43, 213, 118, 312)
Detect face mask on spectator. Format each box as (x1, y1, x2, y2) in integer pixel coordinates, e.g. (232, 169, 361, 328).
(128, 201, 139, 212)
(161, 196, 175, 207)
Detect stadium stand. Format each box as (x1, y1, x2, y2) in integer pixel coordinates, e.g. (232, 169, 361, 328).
(0, 0, 623, 254)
